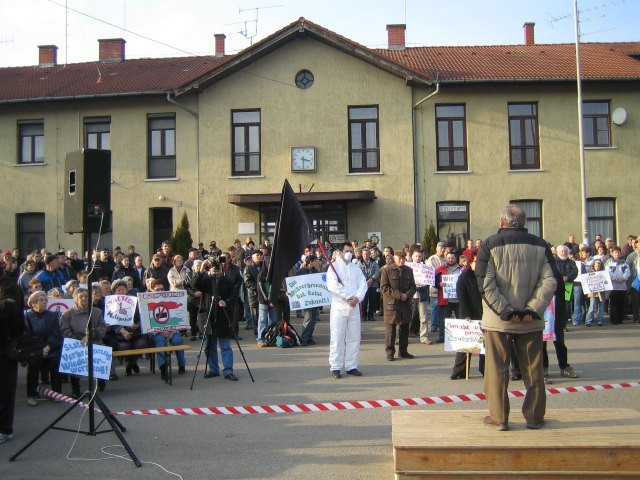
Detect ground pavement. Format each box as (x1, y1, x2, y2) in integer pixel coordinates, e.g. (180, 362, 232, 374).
(3, 312, 640, 480)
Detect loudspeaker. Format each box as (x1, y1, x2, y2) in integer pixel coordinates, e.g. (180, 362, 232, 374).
(64, 149, 111, 234)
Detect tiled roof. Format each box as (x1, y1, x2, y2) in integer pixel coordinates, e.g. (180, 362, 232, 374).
(1, 18, 638, 104)
(376, 42, 640, 82)
(0, 56, 231, 103)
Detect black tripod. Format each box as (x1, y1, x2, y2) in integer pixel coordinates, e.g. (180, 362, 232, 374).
(10, 218, 140, 467)
(190, 274, 254, 389)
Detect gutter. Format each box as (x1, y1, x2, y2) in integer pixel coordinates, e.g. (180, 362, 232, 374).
(0, 91, 166, 105)
(411, 82, 440, 243)
(165, 91, 201, 242)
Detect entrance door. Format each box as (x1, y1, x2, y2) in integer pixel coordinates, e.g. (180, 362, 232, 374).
(260, 202, 347, 245)
(150, 208, 173, 254)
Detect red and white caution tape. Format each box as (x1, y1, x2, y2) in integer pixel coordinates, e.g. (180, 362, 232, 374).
(39, 381, 640, 417)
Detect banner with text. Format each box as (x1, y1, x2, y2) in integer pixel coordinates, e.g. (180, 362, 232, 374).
(579, 271, 613, 295)
(137, 290, 189, 333)
(442, 274, 460, 300)
(444, 318, 484, 354)
(285, 273, 332, 311)
(409, 262, 435, 287)
(104, 294, 137, 327)
(58, 338, 112, 381)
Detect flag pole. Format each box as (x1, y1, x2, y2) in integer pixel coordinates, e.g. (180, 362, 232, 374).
(316, 237, 343, 285)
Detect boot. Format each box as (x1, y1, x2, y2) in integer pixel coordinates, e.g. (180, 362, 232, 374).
(159, 365, 168, 381)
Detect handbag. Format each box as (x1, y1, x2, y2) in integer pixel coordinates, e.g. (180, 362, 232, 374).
(8, 311, 46, 365)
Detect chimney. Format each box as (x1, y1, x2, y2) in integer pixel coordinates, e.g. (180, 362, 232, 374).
(38, 45, 58, 67)
(386, 24, 406, 50)
(523, 22, 535, 45)
(98, 38, 126, 62)
(214, 34, 226, 57)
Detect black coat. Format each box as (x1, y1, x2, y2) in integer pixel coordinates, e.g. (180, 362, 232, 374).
(0, 275, 25, 348)
(456, 268, 483, 320)
(193, 272, 234, 338)
(25, 309, 62, 354)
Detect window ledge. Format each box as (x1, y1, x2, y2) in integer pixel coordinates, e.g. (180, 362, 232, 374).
(508, 169, 546, 173)
(227, 175, 265, 179)
(346, 171, 384, 176)
(434, 170, 472, 174)
(585, 146, 618, 151)
(14, 162, 47, 167)
(144, 177, 180, 182)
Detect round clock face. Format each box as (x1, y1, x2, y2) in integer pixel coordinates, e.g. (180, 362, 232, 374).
(292, 147, 315, 171)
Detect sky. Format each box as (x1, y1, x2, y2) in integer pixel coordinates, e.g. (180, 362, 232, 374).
(0, 0, 638, 67)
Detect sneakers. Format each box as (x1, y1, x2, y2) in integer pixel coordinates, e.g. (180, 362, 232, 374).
(399, 353, 415, 359)
(331, 370, 342, 379)
(27, 396, 38, 407)
(346, 369, 362, 376)
(0, 433, 14, 444)
(420, 338, 433, 345)
(386, 354, 395, 361)
(483, 415, 509, 431)
(257, 341, 267, 348)
(560, 366, 579, 378)
(224, 373, 238, 381)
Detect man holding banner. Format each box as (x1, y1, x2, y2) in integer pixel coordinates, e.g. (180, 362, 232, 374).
(327, 242, 367, 379)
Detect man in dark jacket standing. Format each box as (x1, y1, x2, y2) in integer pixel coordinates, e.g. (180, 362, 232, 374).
(0, 262, 25, 444)
(243, 251, 262, 338)
(380, 251, 416, 361)
(476, 205, 556, 431)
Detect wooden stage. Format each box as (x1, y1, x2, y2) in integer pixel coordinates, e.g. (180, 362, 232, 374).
(392, 408, 640, 479)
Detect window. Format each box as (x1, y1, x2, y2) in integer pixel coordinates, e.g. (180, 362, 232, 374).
(85, 117, 111, 150)
(148, 114, 176, 178)
(151, 208, 173, 253)
(16, 213, 45, 254)
(511, 200, 542, 237)
(295, 70, 314, 89)
(231, 110, 261, 176)
(436, 104, 467, 171)
(583, 101, 610, 147)
(587, 198, 616, 243)
(508, 103, 539, 169)
(348, 106, 379, 173)
(436, 202, 469, 249)
(18, 121, 44, 164)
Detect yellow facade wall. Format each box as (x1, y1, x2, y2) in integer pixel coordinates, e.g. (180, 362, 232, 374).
(414, 82, 639, 246)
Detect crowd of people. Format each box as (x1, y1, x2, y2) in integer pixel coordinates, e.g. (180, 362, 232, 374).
(1, 221, 639, 443)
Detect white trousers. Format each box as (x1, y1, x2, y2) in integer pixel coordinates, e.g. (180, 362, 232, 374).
(329, 302, 361, 372)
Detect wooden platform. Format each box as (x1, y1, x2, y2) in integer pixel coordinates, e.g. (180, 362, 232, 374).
(392, 408, 640, 479)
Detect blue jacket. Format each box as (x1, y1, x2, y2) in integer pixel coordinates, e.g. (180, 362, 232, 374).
(25, 309, 62, 354)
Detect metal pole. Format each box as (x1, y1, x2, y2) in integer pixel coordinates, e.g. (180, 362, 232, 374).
(574, 0, 589, 246)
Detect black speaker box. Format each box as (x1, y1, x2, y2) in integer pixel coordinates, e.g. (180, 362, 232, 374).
(64, 149, 111, 233)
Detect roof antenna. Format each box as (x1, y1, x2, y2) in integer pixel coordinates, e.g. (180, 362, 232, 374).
(226, 4, 284, 45)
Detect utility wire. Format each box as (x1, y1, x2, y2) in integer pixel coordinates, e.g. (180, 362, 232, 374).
(47, 0, 198, 56)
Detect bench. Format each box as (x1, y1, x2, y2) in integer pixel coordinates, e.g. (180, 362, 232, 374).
(114, 345, 191, 385)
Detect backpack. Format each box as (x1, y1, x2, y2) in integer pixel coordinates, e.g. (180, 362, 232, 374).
(264, 320, 301, 348)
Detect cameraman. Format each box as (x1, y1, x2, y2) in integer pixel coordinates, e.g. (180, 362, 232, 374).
(193, 259, 238, 381)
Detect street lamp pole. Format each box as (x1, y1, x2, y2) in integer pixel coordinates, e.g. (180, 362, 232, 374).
(574, 0, 589, 246)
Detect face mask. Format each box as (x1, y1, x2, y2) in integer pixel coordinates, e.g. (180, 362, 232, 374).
(343, 251, 353, 262)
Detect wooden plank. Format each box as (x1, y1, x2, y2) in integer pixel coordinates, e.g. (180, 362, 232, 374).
(113, 345, 191, 357)
(397, 472, 640, 479)
(393, 409, 640, 476)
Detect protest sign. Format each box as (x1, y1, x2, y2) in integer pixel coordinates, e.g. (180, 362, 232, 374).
(46, 298, 74, 319)
(441, 274, 460, 299)
(137, 290, 189, 333)
(580, 271, 613, 295)
(104, 294, 137, 327)
(543, 297, 556, 342)
(408, 262, 435, 287)
(444, 318, 484, 353)
(58, 338, 112, 381)
(285, 273, 332, 311)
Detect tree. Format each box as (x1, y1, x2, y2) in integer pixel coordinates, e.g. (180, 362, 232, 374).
(423, 220, 438, 257)
(170, 212, 193, 258)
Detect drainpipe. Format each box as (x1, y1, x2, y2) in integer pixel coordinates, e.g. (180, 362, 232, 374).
(411, 82, 440, 243)
(166, 91, 200, 242)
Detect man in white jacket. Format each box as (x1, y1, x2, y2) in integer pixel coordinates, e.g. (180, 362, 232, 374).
(327, 242, 367, 379)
